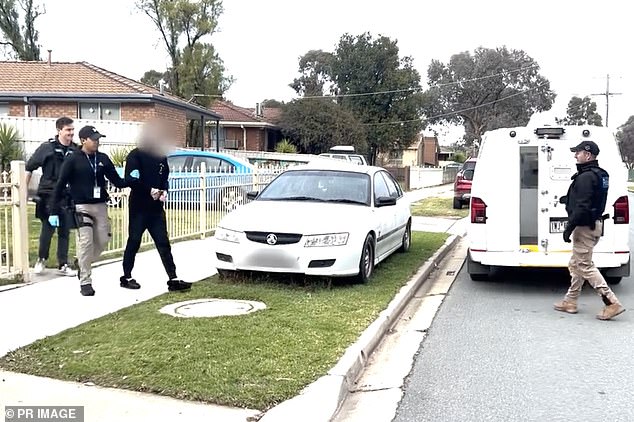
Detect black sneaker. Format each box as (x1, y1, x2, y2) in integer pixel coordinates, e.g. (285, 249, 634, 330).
(120, 276, 141, 290)
(80, 284, 95, 296)
(167, 279, 192, 292)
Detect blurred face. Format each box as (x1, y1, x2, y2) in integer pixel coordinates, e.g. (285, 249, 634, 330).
(57, 124, 74, 145)
(574, 150, 593, 164)
(81, 137, 100, 154)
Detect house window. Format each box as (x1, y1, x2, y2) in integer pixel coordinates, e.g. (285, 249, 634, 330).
(79, 102, 121, 120)
(0, 103, 9, 116)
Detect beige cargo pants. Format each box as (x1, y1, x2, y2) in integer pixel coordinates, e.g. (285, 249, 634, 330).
(565, 221, 619, 305)
(75, 203, 111, 286)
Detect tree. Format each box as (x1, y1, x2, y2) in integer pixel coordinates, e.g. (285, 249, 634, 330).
(0, 0, 43, 60)
(278, 99, 367, 155)
(557, 96, 603, 126)
(424, 46, 556, 148)
(331, 33, 425, 163)
(290, 50, 335, 97)
(140, 69, 169, 89)
(616, 116, 634, 169)
(261, 99, 284, 108)
(137, 0, 232, 104)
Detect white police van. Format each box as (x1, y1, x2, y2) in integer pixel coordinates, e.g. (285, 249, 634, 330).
(467, 125, 630, 283)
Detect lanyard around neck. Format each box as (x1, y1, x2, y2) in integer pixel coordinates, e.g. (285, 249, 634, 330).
(85, 153, 97, 186)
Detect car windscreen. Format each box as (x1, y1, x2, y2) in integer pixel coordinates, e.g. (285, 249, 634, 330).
(258, 170, 371, 205)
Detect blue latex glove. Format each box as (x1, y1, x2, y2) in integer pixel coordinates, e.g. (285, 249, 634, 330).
(130, 169, 140, 179)
(48, 215, 59, 227)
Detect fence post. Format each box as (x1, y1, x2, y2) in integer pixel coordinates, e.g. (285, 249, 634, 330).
(404, 165, 411, 191)
(11, 160, 29, 283)
(199, 161, 206, 239)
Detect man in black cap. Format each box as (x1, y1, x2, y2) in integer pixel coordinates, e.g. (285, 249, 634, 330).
(49, 125, 127, 296)
(554, 140, 625, 320)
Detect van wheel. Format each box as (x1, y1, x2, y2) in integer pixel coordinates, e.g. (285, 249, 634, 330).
(398, 221, 411, 253)
(453, 198, 462, 209)
(355, 234, 375, 284)
(606, 277, 622, 285)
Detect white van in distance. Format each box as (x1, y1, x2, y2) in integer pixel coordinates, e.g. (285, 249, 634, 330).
(467, 125, 630, 283)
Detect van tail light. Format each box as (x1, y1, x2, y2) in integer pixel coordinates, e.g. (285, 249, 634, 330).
(471, 197, 487, 224)
(613, 196, 629, 224)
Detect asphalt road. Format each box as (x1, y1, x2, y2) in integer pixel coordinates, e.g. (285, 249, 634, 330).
(395, 226, 634, 422)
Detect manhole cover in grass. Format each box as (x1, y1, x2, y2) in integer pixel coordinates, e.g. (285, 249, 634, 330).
(159, 299, 267, 318)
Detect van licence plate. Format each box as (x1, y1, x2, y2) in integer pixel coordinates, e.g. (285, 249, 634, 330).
(549, 219, 568, 233)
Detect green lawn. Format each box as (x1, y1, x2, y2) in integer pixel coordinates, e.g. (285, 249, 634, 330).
(411, 197, 469, 218)
(0, 231, 449, 410)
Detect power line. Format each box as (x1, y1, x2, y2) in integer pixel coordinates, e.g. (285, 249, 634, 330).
(363, 81, 547, 126)
(298, 64, 539, 99)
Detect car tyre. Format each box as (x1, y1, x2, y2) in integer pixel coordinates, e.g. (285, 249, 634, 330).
(453, 197, 462, 209)
(398, 221, 411, 253)
(355, 234, 375, 284)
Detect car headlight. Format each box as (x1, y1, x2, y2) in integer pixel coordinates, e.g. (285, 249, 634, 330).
(215, 227, 241, 243)
(304, 233, 349, 247)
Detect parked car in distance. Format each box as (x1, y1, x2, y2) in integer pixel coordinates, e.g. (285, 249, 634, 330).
(212, 160, 412, 283)
(111, 149, 254, 211)
(319, 145, 368, 165)
(453, 158, 477, 209)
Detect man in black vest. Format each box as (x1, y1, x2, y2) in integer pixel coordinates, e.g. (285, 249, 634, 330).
(26, 116, 78, 276)
(554, 140, 625, 320)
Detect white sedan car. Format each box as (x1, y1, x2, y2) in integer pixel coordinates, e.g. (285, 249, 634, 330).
(211, 162, 412, 283)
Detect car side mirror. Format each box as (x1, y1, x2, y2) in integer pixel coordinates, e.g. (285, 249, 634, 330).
(246, 191, 259, 200)
(463, 169, 474, 181)
(376, 196, 397, 207)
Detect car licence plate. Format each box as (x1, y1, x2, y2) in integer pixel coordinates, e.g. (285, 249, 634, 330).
(549, 219, 568, 233)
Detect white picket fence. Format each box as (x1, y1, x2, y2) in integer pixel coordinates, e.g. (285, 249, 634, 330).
(100, 164, 285, 255)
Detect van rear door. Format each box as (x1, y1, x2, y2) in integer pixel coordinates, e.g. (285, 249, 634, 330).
(536, 129, 579, 254)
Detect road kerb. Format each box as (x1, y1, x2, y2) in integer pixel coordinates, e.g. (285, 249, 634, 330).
(259, 233, 462, 422)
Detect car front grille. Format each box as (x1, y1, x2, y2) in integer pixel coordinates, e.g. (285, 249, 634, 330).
(245, 231, 302, 245)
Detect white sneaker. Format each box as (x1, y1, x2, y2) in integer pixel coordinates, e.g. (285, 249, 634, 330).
(58, 264, 77, 277)
(34, 258, 46, 274)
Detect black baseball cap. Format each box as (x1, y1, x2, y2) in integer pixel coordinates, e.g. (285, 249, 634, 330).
(78, 125, 106, 141)
(570, 140, 599, 156)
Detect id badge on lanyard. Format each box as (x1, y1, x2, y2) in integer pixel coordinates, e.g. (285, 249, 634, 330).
(86, 154, 100, 199)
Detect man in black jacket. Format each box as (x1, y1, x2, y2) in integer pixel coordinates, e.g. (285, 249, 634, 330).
(120, 122, 191, 292)
(26, 116, 78, 277)
(49, 125, 127, 296)
(554, 140, 625, 320)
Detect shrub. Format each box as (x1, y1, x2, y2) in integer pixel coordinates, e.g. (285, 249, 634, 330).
(0, 124, 25, 171)
(109, 146, 135, 167)
(275, 139, 298, 153)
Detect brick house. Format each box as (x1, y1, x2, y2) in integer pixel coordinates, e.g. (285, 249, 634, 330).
(209, 100, 283, 151)
(0, 60, 221, 147)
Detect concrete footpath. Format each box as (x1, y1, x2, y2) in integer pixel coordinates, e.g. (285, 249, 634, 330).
(0, 183, 463, 422)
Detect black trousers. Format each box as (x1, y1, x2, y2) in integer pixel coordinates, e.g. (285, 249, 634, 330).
(35, 194, 70, 266)
(122, 210, 177, 279)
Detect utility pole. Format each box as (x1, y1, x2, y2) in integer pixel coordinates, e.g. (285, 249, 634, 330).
(591, 74, 621, 127)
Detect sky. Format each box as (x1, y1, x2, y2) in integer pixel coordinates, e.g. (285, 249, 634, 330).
(18, 0, 634, 145)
